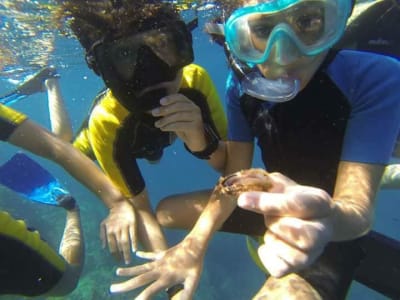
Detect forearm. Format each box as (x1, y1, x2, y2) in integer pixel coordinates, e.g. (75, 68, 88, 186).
(184, 188, 237, 253)
(55, 142, 127, 208)
(331, 162, 383, 241)
(9, 120, 127, 208)
(207, 142, 227, 174)
(131, 190, 168, 252)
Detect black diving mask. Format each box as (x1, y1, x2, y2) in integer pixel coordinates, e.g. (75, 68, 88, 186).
(86, 21, 194, 96)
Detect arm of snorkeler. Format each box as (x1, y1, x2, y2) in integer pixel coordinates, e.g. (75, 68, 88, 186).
(330, 161, 384, 241)
(8, 119, 128, 212)
(110, 171, 243, 299)
(110, 141, 255, 298)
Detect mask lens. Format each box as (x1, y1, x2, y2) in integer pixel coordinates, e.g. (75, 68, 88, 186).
(109, 40, 139, 80)
(225, 0, 350, 64)
(93, 21, 193, 83)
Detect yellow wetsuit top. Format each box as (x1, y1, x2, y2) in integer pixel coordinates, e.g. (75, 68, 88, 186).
(0, 104, 66, 296)
(0, 103, 27, 140)
(73, 64, 227, 197)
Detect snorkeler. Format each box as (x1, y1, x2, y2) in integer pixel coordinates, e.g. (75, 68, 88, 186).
(109, 0, 400, 299)
(55, 0, 227, 273)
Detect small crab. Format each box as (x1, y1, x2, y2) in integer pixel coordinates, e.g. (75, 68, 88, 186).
(216, 168, 273, 197)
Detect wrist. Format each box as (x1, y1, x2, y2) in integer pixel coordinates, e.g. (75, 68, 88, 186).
(331, 201, 372, 241)
(184, 123, 220, 160)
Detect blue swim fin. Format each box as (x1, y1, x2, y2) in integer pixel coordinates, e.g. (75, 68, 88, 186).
(0, 153, 68, 206)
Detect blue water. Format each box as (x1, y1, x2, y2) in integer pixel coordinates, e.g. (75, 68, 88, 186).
(0, 2, 399, 300)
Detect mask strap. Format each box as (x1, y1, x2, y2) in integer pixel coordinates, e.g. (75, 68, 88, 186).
(85, 38, 105, 76)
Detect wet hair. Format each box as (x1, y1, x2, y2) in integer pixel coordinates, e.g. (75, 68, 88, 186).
(55, 0, 181, 51)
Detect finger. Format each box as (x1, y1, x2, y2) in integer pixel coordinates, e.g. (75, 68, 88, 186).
(257, 243, 291, 278)
(238, 190, 331, 219)
(263, 231, 309, 270)
(120, 229, 131, 265)
(110, 271, 158, 293)
(136, 250, 165, 260)
(116, 263, 153, 277)
(181, 275, 201, 300)
(155, 112, 201, 129)
(100, 223, 107, 248)
(107, 232, 121, 261)
(160, 93, 192, 106)
(136, 279, 171, 300)
(129, 224, 137, 253)
(237, 191, 293, 216)
(152, 97, 197, 117)
(266, 217, 331, 251)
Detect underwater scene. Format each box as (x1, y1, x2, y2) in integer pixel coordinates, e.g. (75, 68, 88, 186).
(0, 0, 399, 299)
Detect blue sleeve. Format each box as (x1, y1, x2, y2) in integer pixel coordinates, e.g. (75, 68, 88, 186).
(328, 50, 400, 164)
(225, 70, 254, 142)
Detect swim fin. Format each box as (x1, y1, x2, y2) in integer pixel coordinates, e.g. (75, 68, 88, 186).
(0, 152, 68, 206)
(0, 66, 59, 106)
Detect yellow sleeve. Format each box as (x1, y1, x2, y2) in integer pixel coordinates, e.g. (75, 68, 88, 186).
(181, 64, 228, 140)
(0, 104, 28, 141)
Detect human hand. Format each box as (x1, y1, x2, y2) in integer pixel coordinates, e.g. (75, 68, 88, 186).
(110, 237, 204, 300)
(237, 172, 334, 277)
(151, 93, 207, 151)
(100, 201, 137, 264)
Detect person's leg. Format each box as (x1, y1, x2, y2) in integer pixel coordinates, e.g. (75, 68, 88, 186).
(45, 77, 73, 141)
(156, 189, 212, 230)
(44, 195, 84, 296)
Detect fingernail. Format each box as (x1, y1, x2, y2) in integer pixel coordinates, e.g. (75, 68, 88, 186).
(154, 121, 160, 128)
(237, 193, 255, 208)
(110, 285, 118, 293)
(160, 97, 167, 104)
(151, 108, 160, 115)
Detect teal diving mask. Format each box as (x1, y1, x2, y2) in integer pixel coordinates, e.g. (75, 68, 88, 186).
(224, 0, 351, 64)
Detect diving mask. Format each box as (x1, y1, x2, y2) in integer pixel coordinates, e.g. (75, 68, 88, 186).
(225, 0, 351, 64)
(86, 21, 194, 92)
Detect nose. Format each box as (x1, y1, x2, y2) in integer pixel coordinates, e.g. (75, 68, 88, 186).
(268, 33, 301, 65)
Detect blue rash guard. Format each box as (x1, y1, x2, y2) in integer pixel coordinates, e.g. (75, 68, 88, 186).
(227, 49, 400, 164)
(222, 50, 400, 300)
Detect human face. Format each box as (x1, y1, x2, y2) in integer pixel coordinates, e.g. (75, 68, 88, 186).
(225, 0, 349, 93)
(88, 21, 193, 94)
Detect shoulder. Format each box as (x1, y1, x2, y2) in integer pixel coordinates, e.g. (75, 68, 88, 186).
(328, 49, 400, 81)
(89, 89, 129, 121)
(181, 63, 213, 89)
(327, 50, 400, 101)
